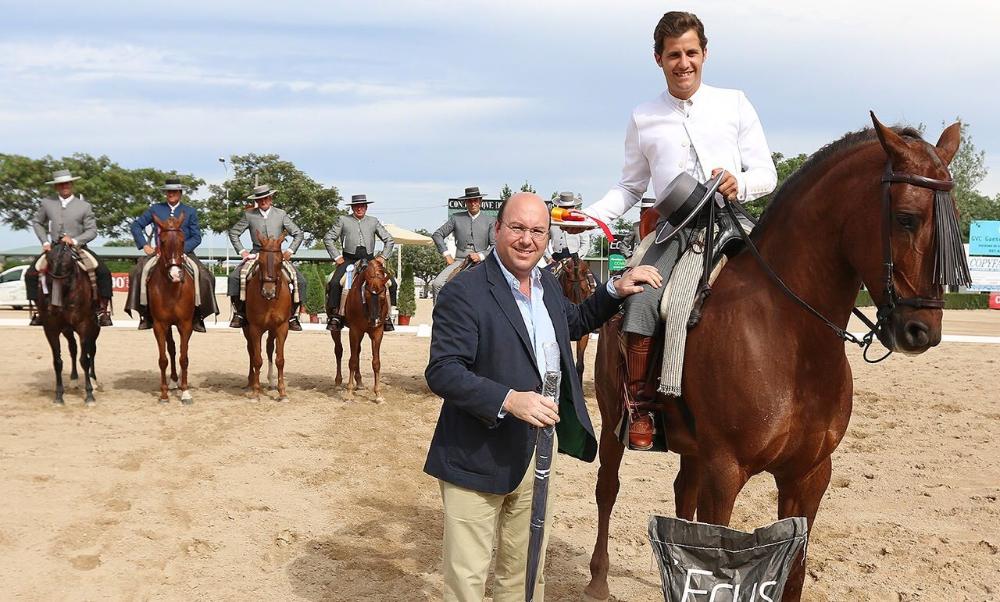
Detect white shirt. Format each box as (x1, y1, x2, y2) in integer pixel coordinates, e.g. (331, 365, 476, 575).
(166, 201, 181, 217)
(59, 194, 75, 209)
(584, 84, 777, 224)
(259, 207, 271, 220)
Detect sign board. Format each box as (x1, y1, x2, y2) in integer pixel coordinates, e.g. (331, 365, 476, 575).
(989, 292, 1000, 310)
(447, 198, 502, 217)
(112, 272, 130, 293)
(969, 255, 1000, 292)
(970, 220, 1000, 256)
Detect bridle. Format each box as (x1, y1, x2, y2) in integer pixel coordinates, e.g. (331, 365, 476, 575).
(359, 259, 389, 327)
(47, 241, 78, 280)
(724, 156, 970, 363)
(157, 223, 187, 279)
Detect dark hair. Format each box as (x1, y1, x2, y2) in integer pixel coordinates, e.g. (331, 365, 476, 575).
(653, 11, 707, 55)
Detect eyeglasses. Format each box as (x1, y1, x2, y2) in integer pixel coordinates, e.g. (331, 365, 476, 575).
(501, 221, 549, 241)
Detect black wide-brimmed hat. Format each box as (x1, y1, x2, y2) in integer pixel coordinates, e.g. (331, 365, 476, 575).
(457, 186, 486, 200)
(346, 194, 372, 206)
(160, 177, 185, 192)
(247, 184, 277, 200)
(653, 172, 724, 244)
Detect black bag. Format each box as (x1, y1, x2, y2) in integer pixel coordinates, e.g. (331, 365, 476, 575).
(647, 515, 808, 601)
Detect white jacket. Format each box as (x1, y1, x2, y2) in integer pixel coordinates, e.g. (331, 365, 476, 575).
(585, 84, 777, 224)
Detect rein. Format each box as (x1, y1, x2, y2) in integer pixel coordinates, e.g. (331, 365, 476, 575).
(724, 159, 970, 363)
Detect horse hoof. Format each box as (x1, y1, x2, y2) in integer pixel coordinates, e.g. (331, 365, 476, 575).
(169, 380, 179, 391)
(181, 391, 193, 404)
(93, 380, 103, 392)
(181, 398, 194, 406)
(158, 398, 169, 404)
(85, 399, 96, 407)
(374, 396, 385, 404)
(278, 396, 289, 403)
(582, 587, 610, 602)
(53, 399, 65, 406)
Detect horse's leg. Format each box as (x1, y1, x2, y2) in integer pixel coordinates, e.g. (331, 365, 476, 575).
(178, 323, 193, 405)
(774, 457, 833, 602)
(276, 327, 288, 402)
(266, 331, 277, 391)
(166, 327, 179, 391)
(332, 329, 343, 387)
(248, 326, 263, 401)
(244, 327, 254, 389)
(584, 420, 626, 601)
(65, 329, 79, 384)
(79, 332, 95, 406)
(371, 329, 384, 403)
(347, 329, 362, 395)
(694, 454, 748, 526)
(153, 322, 170, 404)
(674, 454, 702, 520)
(576, 335, 589, 381)
(45, 327, 65, 405)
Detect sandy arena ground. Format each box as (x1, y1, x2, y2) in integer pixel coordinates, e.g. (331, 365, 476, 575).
(1, 299, 999, 601)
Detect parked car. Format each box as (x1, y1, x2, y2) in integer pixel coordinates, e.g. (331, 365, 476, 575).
(0, 264, 30, 309)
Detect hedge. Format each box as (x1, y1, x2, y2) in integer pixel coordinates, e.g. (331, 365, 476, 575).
(855, 290, 988, 309)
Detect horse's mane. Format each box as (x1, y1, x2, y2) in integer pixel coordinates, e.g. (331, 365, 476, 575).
(754, 125, 924, 232)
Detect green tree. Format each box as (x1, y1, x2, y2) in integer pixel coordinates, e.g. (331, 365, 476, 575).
(519, 181, 536, 194)
(302, 263, 327, 315)
(0, 153, 203, 239)
(201, 153, 344, 246)
(397, 263, 417, 317)
(402, 228, 446, 289)
(500, 184, 514, 201)
(742, 152, 809, 218)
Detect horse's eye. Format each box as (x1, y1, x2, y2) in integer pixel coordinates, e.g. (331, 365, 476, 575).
(895, 213, 918, 231)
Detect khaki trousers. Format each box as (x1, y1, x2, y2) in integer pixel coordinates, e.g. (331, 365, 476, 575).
(439, 432, 557, 602)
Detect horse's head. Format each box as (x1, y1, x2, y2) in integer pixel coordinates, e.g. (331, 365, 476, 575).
(154, 213, 188, 283)
(361, 257, 389, 296)
(255, 230, 287, 300)
(848, 114, 967, 354)
(559, 256, 595, 303)
(46, 240, 78, 280)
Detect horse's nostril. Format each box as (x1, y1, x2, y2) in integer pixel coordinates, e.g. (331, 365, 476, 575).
(904, 321, 929, 348)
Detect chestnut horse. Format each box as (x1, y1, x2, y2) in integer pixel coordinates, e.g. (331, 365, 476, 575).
(584, 115, 966, 601)
(243, 233, 291, 401)
(147, 214, 197, 404)
(332, 257, 390, 402)
(36, 241, 100, 405)
(556, 256, 596, 379)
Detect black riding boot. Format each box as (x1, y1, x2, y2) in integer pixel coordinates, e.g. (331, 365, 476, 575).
(193, 311, 207, 333)
(229, 298, 245, 328)
(98, 298, 113, 327)
(137, 307, 152, 330)
(327, 314, 343, 331)
(288, 303, 302, 331)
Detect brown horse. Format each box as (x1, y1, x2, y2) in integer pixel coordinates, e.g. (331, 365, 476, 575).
(147, 214, 197, 404)
(332, 257, 390, 402)
(555, 256, 596, 379)
(584, 115, 965, 601)
(36, 241, 101, 405)
(243, 233, 292, 402)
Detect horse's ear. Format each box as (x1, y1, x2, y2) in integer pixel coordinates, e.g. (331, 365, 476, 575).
(153, 215, 164, 229)
(870, 111, 909, 162)
(280, 228, 287, 241)
(934, 121, 961, 166)
(177, 211, 187, 226)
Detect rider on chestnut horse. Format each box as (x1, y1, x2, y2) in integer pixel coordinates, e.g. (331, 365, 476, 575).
(545, 191, 587, 267)
(25, 169, 115, 328)
(429, 186, 496, 297)
(227, 184, 308, 331)
(324, 194, 396, 332)
(126, 177, 219, 332)
(575, 11, 777, 451)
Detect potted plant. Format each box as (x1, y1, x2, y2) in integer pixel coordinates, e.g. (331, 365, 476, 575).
(303, 264, 327, 323)
(397, 263, 416, 326)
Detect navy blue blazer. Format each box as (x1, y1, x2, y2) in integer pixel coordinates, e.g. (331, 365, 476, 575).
(130, 202, 203, 254)
(423, 253, 623, 495)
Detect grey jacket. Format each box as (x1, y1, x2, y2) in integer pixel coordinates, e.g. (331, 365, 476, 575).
(32, 196, 98, 247)
(621, 220, 641, 252)
(431, 212, 496, 259)
(228, 207, 304, 253)
(324, 214, 395, 259)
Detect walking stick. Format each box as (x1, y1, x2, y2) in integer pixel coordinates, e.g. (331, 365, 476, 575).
(525, 342, 561, 601)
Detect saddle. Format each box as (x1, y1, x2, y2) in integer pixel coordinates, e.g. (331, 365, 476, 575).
(35, 248, 99, 302)
(239, 257, 298, 302)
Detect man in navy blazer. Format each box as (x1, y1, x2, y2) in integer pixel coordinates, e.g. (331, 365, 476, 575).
(424, 193, 660, 601)
(126, 177, 218, 331)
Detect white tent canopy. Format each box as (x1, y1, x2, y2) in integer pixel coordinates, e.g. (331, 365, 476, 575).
(385, 223, 435, 279)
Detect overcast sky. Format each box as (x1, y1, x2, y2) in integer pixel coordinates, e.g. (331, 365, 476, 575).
(2, 0, 998, 247)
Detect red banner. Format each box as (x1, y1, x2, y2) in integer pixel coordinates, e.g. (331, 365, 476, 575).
(990, 292, 1000, 310)
(112, 272, 130, 293)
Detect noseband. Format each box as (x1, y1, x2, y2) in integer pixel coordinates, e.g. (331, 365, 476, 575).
(47, 243, 78, 280)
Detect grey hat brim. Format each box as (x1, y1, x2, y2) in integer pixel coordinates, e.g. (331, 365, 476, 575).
(247, 190, 277, 200)
(654, 173, 724, 244)
(456, 193, 486, 200)
(346, 200, 373, 206)
(161, 185, 185, 192)
(45, 176, 81, 185)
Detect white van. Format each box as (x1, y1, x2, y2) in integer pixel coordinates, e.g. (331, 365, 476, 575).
(0, 264, 30, 309)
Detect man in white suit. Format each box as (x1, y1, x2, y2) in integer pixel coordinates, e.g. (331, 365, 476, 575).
(577, 11, 777, 449)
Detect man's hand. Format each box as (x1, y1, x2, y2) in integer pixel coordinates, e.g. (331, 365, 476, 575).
(469, 254, 481, 263)
(42, 242, 52, 252)
(503, 391, 560, 427)
(60, 234, 74, 246)
(613, 265, 662, 297)
(335, 256, 345, 265)
(143, 245, 156, 256)
(712, 168, 739, 201)
(240, 250, 250, 260)
(444, 255, 455, 266)
(374, 255, 385, 265)
(282, 249, 293, 261)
